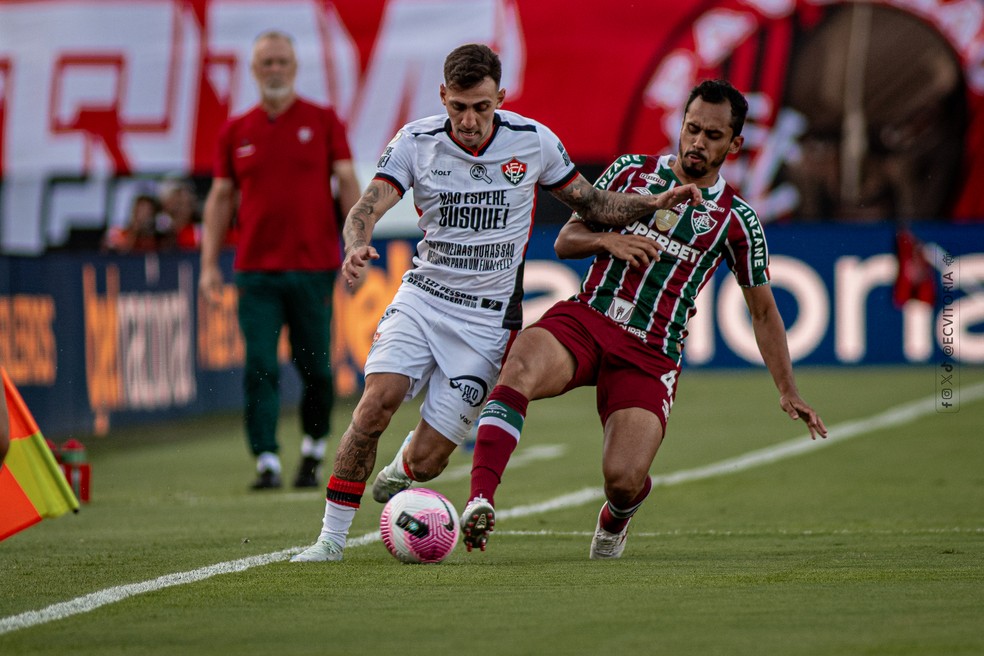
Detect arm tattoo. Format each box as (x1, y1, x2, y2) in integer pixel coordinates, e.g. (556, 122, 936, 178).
(556, 175, 653, 228)
(343, 184, 382, 250)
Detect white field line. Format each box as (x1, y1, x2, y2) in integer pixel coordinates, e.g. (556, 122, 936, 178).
(2, 382, 981, 636)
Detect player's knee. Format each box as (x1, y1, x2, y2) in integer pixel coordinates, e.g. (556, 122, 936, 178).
(603, 472, 646, 507)
(499, 352, 538, 389)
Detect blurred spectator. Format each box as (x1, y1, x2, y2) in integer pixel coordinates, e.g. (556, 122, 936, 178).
(103, 193, 164, 253)
(158, 176, 203, 250)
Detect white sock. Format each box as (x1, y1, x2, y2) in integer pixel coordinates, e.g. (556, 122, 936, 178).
(319, 501, 356, 548)
(301, 435, 327, 459)
(380, 431, 414, 481)
(256, 452, 281, 474)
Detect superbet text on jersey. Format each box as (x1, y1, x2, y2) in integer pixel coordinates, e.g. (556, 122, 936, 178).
(373, 110, 577, 330)
(576, 154, 770, 364)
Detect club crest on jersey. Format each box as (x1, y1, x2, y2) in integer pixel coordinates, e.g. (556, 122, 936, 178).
(690, 211, 718, 235)
(297, 126, 313, 143)
(235, 141, 256, 158)
(501, 158, 527, 185)
(606, 297, 634, 324)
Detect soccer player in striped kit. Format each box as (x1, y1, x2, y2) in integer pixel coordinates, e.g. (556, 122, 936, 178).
(292, 44, 701, 562)
(461, 79, 828, 559)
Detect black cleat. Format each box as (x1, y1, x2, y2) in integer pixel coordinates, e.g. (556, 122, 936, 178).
(250, 469, 282, 490)
(293, 456, 321, 488)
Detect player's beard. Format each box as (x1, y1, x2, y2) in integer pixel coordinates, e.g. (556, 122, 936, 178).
(679, 148, 727, 180)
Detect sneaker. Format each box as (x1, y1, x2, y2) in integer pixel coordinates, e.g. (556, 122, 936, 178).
(460, 496, 495, 552)
(293, 456, 321, 489)
(371, 435, 414, 503)
(589, 504, 629, 560)
(250, 469, 282, 490)
(290, 539, 344, 563)
(371, 466, 412, 503)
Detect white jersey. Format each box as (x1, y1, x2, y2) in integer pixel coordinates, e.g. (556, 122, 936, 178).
(374, 110, 578, 329)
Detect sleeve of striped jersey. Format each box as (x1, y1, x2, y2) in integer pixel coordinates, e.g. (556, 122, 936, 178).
(723, 201, 771, 287)
(535, 123, 578, 189)
(592, 154, 645, 191)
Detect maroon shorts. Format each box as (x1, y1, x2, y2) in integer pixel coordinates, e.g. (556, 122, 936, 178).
(531, 301, 681, 430)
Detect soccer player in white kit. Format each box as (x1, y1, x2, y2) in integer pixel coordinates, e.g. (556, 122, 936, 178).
(292, 44, 701, 562)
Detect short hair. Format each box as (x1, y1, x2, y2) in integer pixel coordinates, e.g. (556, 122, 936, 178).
(254, 30, 295, 48)
(443, 44, 502, 90)
(684, 80, 749, 137)
(132, 194, 161, 213)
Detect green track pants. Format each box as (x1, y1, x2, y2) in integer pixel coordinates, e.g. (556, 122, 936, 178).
(235, 271, 336, 457)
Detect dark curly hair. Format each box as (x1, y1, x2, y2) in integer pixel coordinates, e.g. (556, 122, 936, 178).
(684, 80, 749, 137)
(443, 44, 502, 90)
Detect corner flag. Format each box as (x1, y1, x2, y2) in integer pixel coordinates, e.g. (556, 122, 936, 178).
(0, 367, 79, 541)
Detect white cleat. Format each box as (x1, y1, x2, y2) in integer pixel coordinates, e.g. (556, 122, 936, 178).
(291, 539, 344, 563)
(589, 505, 629, 560)
(460, 496, 495, 552)
(371, 434, 414, 503)
(371, 467, 412, 504)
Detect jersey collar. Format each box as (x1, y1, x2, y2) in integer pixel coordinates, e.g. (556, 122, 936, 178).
(444, 114, 501, 157)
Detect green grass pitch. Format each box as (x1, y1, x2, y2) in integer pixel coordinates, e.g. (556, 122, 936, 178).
(1, 366, 982, 655)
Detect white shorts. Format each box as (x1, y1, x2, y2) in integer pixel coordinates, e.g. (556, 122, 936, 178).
(364, 291, 511, 445)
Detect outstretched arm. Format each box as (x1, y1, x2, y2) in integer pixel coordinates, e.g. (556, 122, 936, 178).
(549, 173, 701, 228)
(554, 216, 665, 268)
(743, 284, 828, 440)
(341, 179, 402, 288)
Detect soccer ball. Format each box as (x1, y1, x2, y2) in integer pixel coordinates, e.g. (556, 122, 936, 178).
(379, 488, 460, 564)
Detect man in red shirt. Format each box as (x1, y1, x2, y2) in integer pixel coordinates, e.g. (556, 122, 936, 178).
(200, 30, 360, 490)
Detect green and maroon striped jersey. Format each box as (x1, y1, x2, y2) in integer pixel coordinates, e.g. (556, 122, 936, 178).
(573, 154, 770, 364)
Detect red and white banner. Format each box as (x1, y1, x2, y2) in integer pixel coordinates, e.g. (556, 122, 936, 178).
(1, 0, 982, 254)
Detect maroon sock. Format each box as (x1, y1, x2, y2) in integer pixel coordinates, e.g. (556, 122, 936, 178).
(469, 385, 529, 506)
(600, 475, 653, 533)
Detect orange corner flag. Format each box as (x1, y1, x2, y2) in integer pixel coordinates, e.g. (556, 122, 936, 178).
(0, 367, 79, 541)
